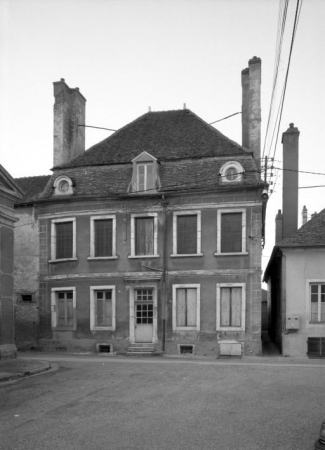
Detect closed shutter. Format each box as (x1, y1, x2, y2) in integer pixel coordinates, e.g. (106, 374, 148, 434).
(221, 287, 242, 327)
(221, 213, 242, 253)
(56, 222, 73, 259)
(95, 219, 113, 257)
(176, 288, 197, 327)
(57, 291, 73, 327)
(96, 291, 112, 326)
(177, 215, 197, 254)
(135, 217, 154, 255)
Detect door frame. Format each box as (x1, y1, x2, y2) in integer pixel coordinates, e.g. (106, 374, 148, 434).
(129, 284, 158, 344)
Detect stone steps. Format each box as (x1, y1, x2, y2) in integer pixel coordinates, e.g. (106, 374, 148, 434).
(126, 343, 156, 357)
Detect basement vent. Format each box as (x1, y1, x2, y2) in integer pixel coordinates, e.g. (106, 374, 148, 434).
(179, 345, 194, 354)
(97, 344, 111, 354)
(307, 337, 325, 358)
(21, 294, 33, 302)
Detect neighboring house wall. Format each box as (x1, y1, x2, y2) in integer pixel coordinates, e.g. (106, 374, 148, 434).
(281, 248, 325, 356)
(14, 206, 40, 349)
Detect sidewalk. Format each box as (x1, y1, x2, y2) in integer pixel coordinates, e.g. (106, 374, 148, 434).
(0, 356, 51, 383)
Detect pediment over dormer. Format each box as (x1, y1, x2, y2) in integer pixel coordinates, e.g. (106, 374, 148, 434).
(132, 151, 157, 163)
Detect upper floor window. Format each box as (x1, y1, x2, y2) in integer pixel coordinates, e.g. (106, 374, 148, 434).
(53, 176, 74, 196)
(129, 213, 158, 258)
(219, 161, 244, 184)
(172, 211, 202, 256)
(215, 209, 247, 255)
(130, 152, 159, 193)
(50, 218, 76, 262)
(89, 215, 117, 259)
(310, 283, 325, 323)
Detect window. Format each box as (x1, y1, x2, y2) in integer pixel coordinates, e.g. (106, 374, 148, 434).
(135, 289, 154, 325)
(89, 215, 117, 259)
(216, 283, 246, 331)
(90, 286, 116, 330)
(215, 209, 247, 255)
(310, 283, 325, 323)
(130, 213, 158, 258)
(219, 161, 244, 184)
(172, 211, 202, 256)
(130, 152, 159, 193)
(51, 288, 76, 330)
(50, 218, 76, 261)
(53, 176, 74, 196)
(172, 284, 200, 331)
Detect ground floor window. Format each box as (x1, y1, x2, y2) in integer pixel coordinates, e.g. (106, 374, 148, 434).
(172, 284, 200, 331)
(90, 286, 116, 330)
(216, 283, 245, 331)
(310, 283, 325, 323)
(51, 288, 76, 330)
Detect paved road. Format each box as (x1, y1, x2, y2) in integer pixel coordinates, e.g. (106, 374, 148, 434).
(0, 355, 324, 450)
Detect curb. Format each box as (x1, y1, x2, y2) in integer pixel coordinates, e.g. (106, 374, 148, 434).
(0, 361, 51, 383)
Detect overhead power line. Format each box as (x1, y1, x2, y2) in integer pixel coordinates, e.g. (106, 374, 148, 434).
(209, 112, 242, 125)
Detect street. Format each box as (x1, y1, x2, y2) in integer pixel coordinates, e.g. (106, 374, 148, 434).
(0, 355, 324, 450)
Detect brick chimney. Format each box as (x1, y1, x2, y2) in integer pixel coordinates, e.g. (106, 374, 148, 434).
(282, 123, 300, 239)
(53, 79, 86, 167)
(302, 205, 308, 225)
(241, 57, 261, 170)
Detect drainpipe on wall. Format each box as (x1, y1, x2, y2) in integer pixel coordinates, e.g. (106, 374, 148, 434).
(161, 198, 169, 352)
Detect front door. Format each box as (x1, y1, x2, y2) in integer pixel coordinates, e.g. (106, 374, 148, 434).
(135, 288, 153, 343)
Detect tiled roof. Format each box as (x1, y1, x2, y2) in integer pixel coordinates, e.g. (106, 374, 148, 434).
(39, 156, 260, 200)
(278, 208, 325, 247)
(54, 109, 250, 169)
(15, 175, 51, 202)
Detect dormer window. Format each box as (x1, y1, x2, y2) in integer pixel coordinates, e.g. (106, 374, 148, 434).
(219, 161, 244, 184)
(130, 152, 159, 193)
(53, 176, 74, 196)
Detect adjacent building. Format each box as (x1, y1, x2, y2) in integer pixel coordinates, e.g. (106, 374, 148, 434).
(14, 57, 267, 356)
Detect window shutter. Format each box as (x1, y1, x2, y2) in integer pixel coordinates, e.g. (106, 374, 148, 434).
(135, 217, 154, 255)
(186, 288, 197, 326)
(176, 289, 186, 327)
(56, 222, 73, 259)
(221, 213, 242, 253)
(177, 215, 197, 254)
(221, 287, 230, 326)
(231, 287, 242, 327)
(95, 219, 113, 257)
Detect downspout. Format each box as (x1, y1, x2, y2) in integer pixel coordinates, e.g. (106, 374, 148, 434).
(161, 198, 169, 352)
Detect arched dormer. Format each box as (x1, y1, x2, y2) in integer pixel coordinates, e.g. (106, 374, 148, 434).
(53, 175, 74, 196)
(219, 161, 244, 184)
(129, 151, 160, 193)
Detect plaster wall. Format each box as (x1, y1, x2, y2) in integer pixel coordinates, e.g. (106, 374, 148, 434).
(282, 248, 325, 356)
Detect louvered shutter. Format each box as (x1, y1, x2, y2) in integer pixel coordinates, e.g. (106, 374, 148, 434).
(177, 215, 197, 254)
(135, 217, 154, 255)
(176, 289, 186, 326)
(56, 222, 73, 259)
(221, 287, 230, 326)
(221, 213, 242, 253)
(186, 288, 197, 326)
(231, 287, 242, 326)
(95, 219, 113, 257)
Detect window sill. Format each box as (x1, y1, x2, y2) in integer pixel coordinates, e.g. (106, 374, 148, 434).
(52, 327, 76, 331)
(217, 327, 245, 331)
(170, 253, 204, 258)
(309, 322, 325, 325)
(48, 258, 78, 263)
(87, 256, 118, 260)
(128, 255, 160, 259)
(214, 252, 249, 257)
(173, 327, 200, 331)
(91, 327, 116, 331)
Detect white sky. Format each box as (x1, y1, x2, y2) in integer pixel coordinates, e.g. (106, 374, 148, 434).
(1, 0, 325, 278)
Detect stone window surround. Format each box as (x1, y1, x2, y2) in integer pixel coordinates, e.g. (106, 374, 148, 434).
(49, 217, 77, 262)
(51, 287, 76, 330)
(306, 279, 325, 325)
(53, 175, 74, 196)
(88, 215, 117, 260)
(171, 210, 203, 257)
(216, 282, 246, 331)
(219, 161, 244, 184)
(129, 212, 159, 258)
(90, 285, 116, 331)
(172, 284, 201, 332)
(214, 208, 248, 256)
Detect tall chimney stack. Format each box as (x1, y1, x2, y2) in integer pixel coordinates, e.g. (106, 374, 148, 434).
(302, 205, 308, 225)
(241, 57, 261, 170)
(53, 79, 86, 167)
(282, 123, 299, 239)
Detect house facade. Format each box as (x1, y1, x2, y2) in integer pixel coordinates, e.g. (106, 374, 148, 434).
(14, 57, 267, 356)
(0, 165, 24, 359)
